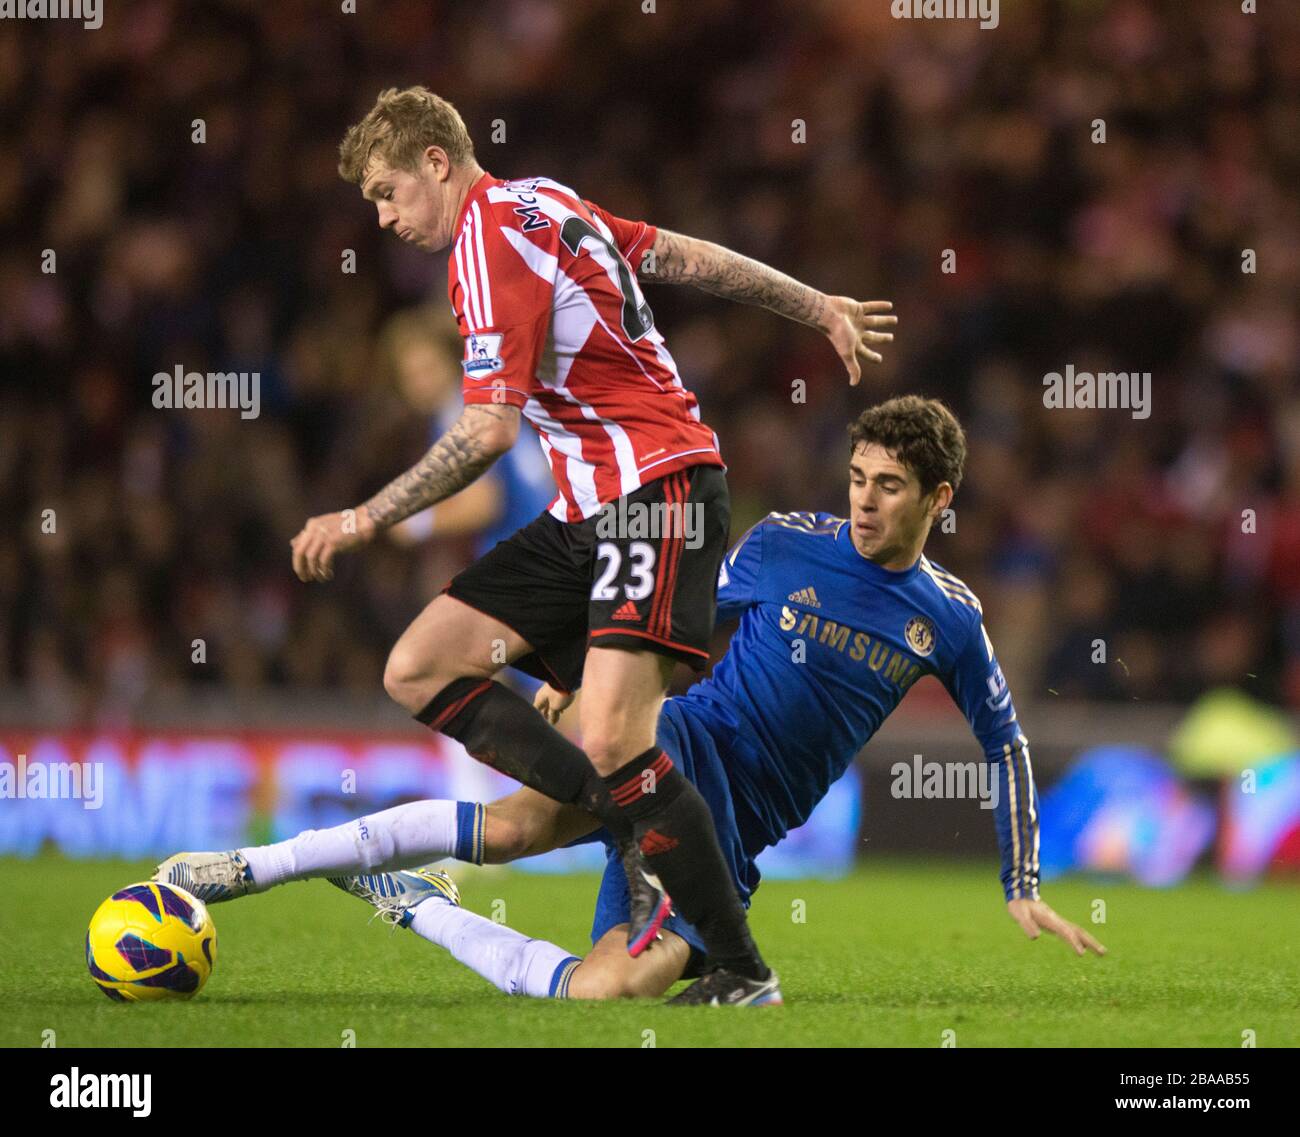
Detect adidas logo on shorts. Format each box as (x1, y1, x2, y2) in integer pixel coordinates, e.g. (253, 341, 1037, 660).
(612, 600, 641, 621)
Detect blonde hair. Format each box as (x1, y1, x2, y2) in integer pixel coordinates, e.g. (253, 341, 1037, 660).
(338, 86, 475, 184)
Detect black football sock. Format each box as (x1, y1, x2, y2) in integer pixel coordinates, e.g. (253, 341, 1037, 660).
(604, 747, 768, 980)
(415, 678, 632, 842)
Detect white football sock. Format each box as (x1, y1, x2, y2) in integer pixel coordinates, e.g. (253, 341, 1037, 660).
(240, 800, 467, 888)
(406, 899, 581, 998)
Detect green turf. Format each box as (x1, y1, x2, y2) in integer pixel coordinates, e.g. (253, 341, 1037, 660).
(2, 855, 1296, 1047)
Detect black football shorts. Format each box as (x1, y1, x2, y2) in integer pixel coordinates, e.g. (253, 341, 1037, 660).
(444, 463, 730, 693)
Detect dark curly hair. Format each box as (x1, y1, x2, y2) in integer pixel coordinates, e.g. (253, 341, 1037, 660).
(847, 395, 966, 496)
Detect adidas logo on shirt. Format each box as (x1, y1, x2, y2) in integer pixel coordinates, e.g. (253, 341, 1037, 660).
(787, 586, 821, 608)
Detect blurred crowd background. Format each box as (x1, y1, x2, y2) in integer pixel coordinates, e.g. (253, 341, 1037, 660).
(2, 0, 1298, 725)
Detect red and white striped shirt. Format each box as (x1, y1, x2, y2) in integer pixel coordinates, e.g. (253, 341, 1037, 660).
(447, 172, 723, 522)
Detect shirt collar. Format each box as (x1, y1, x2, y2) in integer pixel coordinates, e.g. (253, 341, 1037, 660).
(452, 171, 497, 237)
(837, 519, 922, 582)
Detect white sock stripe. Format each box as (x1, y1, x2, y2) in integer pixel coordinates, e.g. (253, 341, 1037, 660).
(555, 957, 581, 999)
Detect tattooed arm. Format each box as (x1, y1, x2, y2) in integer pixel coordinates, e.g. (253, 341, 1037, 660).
(290, 404, 520, 583)
(645, 229, 829, 326)
(363, 404, 519, 529)
(641, 228, 897, 385)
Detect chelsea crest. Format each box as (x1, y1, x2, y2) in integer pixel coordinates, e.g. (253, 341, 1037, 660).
(904, 615, 936, 657)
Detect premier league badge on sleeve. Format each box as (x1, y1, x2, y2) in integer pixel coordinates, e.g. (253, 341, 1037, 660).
(464, 332, 505, 376)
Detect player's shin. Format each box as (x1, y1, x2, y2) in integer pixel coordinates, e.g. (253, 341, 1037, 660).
(405, 895, 582, 998)
(415, 677, 634, 843)
(239, 799, 486, 887)
(604, 747, 768, 980)
(416, 678, 675, 941)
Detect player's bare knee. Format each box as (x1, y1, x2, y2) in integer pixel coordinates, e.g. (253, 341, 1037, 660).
(384, 640, 491, 713)
(581, 689, 659, 774)
(579, 723, 644, 776)
(382, 642, 440, 712)
(580, 738, 616, 776)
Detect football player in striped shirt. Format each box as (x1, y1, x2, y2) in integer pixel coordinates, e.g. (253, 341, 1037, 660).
(159, 398, 1104, 1003)
(275, 86, 896, 1004)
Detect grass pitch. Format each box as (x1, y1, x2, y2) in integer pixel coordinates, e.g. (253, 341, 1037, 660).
(2, 855, 1296, 1048)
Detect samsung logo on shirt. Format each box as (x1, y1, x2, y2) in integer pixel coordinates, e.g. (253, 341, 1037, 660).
(779, 606, 924, 691)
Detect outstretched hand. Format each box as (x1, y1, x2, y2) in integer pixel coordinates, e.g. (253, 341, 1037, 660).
(821, 298, 896, 385)
(290, 507, 376, 582)
(1007, 897, 1108, 957)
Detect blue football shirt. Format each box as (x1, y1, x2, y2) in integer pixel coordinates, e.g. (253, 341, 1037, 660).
(675, 510, 1040, 902)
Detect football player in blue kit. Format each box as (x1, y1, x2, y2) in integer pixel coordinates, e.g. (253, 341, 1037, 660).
(157, 396, 1104, 1004)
